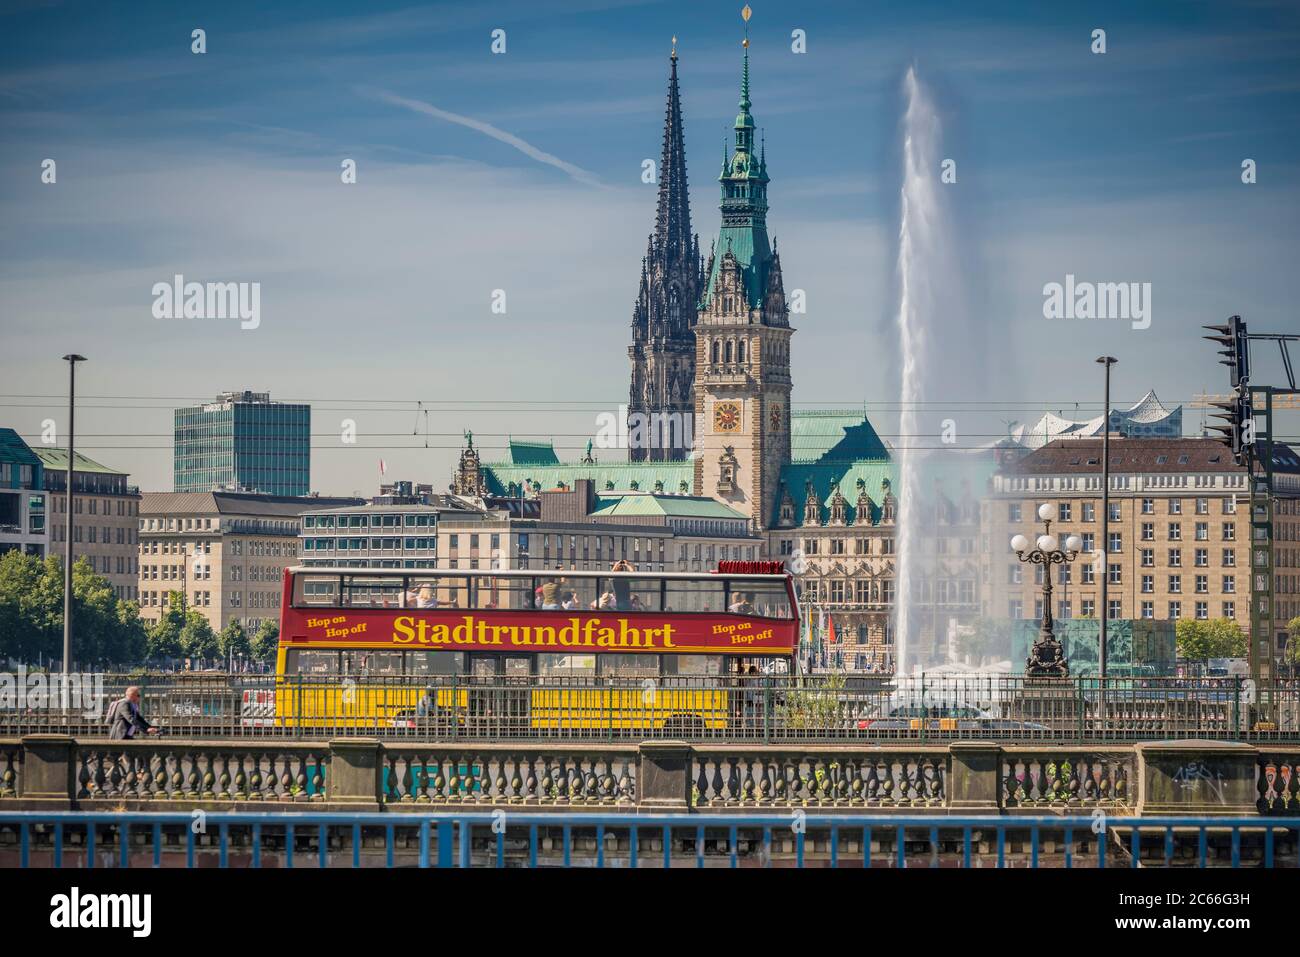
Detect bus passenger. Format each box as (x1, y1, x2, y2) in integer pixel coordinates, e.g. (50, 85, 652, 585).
(729, 592, 755, 615)
(628, 593, 645, 612)
(540, 577, 562, 611)
(416, 686, 437, 718)
(610, 559, 633, 609)
(561, 591, 581, 611)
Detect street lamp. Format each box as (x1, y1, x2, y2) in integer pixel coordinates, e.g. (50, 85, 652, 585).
(1012, 503, 1082, 678)
(60, 353, 86, 710)
(1095, 356, 1117, 680)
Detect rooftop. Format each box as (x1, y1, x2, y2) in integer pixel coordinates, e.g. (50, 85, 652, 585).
(1008, 437, 1242, 475)
(140, 491, 363, 517)
(0, 428, 41, 468)
(589, 493, 750, 521)
(32, 447, 126, 476)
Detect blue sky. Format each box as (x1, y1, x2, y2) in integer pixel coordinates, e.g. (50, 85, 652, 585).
(1, 0, 1297, 494)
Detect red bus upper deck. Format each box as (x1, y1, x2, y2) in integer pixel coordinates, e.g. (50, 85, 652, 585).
(278, 561, 799, 677)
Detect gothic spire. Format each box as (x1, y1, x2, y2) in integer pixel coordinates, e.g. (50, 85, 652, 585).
(654, 45, 692, 264)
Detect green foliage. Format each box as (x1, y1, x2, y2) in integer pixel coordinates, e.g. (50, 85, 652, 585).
(776, 671, 846, 730)
(179, 611, 219, 661)
(251, 620, 280, 662)
(218, 618, 252, 661)
(1176, 617, 1247, 663)
(145, 592, 185, 661)
(0, 551, 145, 666)
(1282, 617, 1300, 671)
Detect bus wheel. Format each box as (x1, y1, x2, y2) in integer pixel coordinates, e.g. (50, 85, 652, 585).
(662, 714, 706, 738)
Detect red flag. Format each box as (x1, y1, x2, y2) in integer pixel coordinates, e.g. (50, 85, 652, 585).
(827, 615, 838, 645)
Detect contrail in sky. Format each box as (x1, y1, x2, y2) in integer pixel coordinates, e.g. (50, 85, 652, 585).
(373, 89, 603, 187)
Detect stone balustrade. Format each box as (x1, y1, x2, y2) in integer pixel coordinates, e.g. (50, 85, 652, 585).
(1, 735, 1296, 817)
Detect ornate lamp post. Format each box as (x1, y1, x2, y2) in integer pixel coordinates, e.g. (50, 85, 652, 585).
(1012, 503, 1082, 678)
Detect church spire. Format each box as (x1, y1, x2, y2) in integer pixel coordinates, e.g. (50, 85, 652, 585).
(627, 44, 703, 463)
(654, 40, 693, 264)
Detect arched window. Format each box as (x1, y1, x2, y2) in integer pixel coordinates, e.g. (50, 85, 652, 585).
(725, 340, 733, 363)
(711, 340, 720, 364)
(737, 339, 746, 363)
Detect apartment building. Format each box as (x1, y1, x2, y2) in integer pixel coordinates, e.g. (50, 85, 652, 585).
(36, 448, 141, 600)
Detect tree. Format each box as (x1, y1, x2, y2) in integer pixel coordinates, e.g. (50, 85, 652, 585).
(145, 592, 185, 662)
(1176, 617, 1247, 664)
(218, 618, 251, 664)
(250, 620, 280, 664)
(179, 611, 219, 664)
(0, 552, 146, 667)
(1283, 617, 1300, 675)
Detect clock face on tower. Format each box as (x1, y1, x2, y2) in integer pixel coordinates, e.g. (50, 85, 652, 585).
(713, 401, 742, 433)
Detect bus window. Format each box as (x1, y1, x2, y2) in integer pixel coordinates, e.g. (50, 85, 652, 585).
(342, 575, 404, 608)
(664, 579, 726, 613)
(599, 653, 660, 678)
(407, 651, 464, 676)
(294, 574, 341, 607)
(599, 576, 661, 612)
(286, 649, 341, 675)
(438, 577, 467, 608)
(341, 650, 404, 676)
(728, 580, 793, 619)
(472, 577, 533, 610)
(663, 654, 724, 676)
(537, 654, 596, 677)
(405, 578, 440, 609)
(558, 575, 597, 611)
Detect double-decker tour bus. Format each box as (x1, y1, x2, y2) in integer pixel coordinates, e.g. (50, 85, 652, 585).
(245, 561, 798, 735)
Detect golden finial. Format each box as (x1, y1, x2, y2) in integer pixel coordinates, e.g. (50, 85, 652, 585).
(741, 4, 751, 47)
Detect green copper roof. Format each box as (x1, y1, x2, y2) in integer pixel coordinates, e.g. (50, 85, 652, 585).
(590, 494, 749, 521)
(32, 447, 125, 475)
(481, 461, 692, 497)
(790, 410, 890, 463)
(504, 439, 560, 466)
(0, 428, 41, 468)
(775, 460, 897, 528)
(702, 47, 773, 312)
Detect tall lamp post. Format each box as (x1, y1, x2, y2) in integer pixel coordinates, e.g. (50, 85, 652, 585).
(60, 354, 86, 710)
(1012, 503, 1082, 677)
(1095, 356, 1117, 681)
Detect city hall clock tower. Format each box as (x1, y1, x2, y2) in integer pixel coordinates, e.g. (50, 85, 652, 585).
(693, 35, 792, 531)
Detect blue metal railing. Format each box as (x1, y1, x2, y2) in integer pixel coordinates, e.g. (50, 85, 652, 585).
(1, 812, 1296, 868)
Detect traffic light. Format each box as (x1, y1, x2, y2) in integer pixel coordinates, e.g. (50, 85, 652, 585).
(1206, 387, 1253, 467)
(1202, 315, 1250, 388)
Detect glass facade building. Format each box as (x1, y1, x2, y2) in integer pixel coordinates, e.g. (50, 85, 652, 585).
(174, 392, 310, 496)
